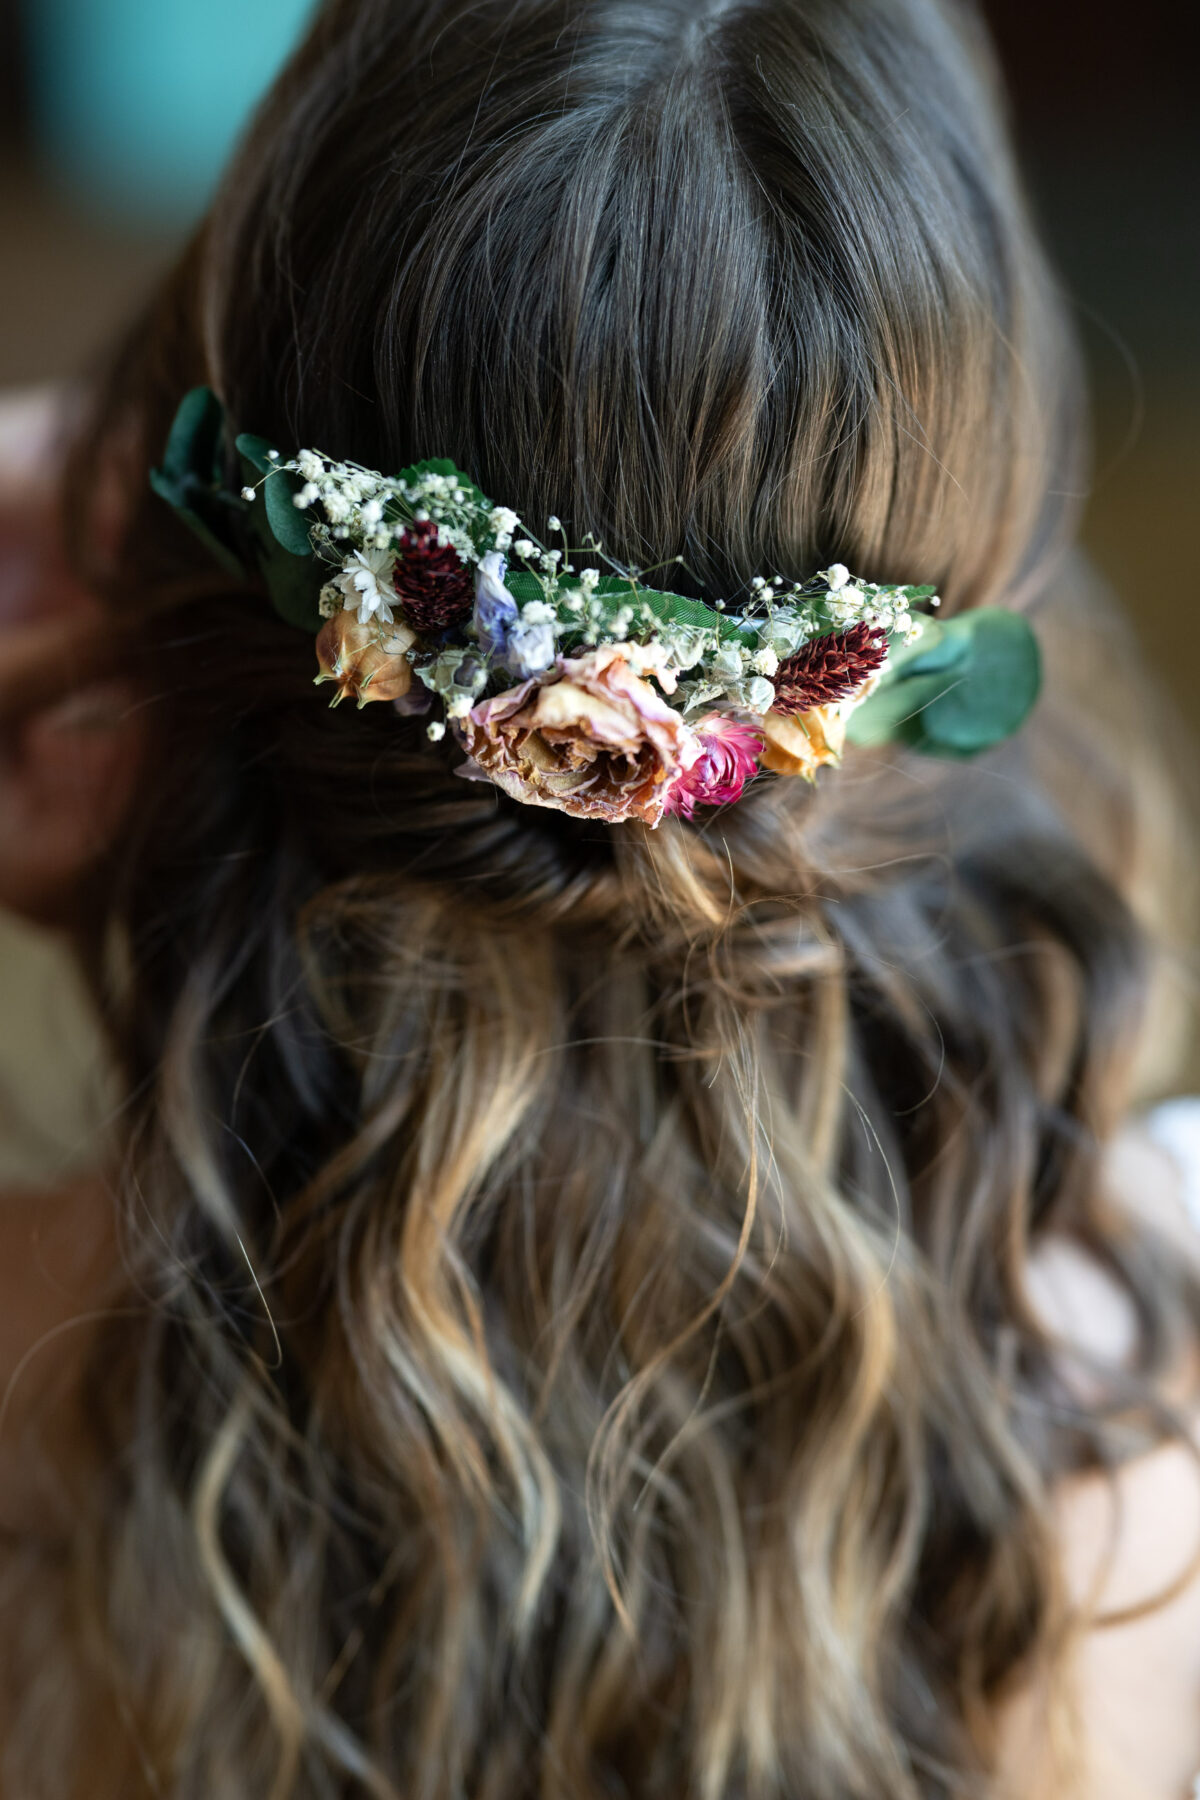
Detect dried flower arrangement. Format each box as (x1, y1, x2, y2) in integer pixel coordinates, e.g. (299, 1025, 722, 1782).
(152, 389, 1042, 826)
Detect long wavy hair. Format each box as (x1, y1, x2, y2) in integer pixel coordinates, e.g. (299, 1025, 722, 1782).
(12, 0, 1197, 1795)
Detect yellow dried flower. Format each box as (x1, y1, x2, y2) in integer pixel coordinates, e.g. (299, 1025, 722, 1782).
(757, 705, 847, 780)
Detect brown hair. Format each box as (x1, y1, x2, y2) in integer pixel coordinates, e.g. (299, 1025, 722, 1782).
(19, 0, 1197, 1795)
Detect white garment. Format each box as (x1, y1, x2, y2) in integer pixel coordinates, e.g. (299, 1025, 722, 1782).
(1145, 1100, 1200, 1800)
(1146, 1098, 1200, 1236)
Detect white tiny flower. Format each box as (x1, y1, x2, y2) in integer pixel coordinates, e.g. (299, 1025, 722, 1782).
(446, 694, 473, 720)
(241, 486, 257, 502)
(825, 563, 850, 592)
(318, 584, 343, 619)
(489, 506, 520, 537)
(267, 449, 280, 461)
(297, 451, 323, 482)
(329, 547, 397, 626)
(426, 720, 447, 742)
(547, 515, 562, 532)
(579, 568, 601, 592)
(751, 575, 766, 591)
(521, 600, 556, 625)
(752, 645, 780, 677)
(514, 539, 536, 559)
(361, 499, 383, 526)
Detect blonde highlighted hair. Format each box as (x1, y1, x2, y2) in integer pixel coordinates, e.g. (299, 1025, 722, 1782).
(14, 0, 1196, 1795)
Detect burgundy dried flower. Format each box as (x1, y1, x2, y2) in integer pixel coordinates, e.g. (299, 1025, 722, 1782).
(392, 520, 475, 633)
(772, 623, 888, 716)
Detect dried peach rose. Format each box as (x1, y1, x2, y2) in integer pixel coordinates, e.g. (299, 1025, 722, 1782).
(459, 644, 701, 826)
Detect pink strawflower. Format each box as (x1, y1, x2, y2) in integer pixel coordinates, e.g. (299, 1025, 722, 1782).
(665, 714, 763, 819)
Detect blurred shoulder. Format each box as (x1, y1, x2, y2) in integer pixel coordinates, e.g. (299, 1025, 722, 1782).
(1002, 1101, 1200, 1799)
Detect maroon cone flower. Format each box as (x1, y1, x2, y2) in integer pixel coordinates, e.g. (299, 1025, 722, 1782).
(772, 622, 888, 716)
(393, 520, 475, 633)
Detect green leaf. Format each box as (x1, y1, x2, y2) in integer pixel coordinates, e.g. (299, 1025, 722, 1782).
(236, 447, 314, 560)
(506, 571, 551, 606)
(847, 610, 1040, 756)
(151, 389, 248, 578)
(844, 663, 967, 748)
(263, 469, 314, 557)
(258, 538, 325, 633)
(919, 610, 1041, 752)
(160, 387, 226, 488)
(236, 453, 323, 630)
(234, 433, 276, 476)
(235, 433, 318, 557)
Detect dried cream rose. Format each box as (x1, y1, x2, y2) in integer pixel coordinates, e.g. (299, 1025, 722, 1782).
(458, 644, 701, 826)
(758, 704, 847, 780)
(314, 612, 416, 707)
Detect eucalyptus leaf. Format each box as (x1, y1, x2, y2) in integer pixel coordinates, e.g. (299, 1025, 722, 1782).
(847, 609, 1040, 756)
(919, 611, 1041, 752)
(257, 538, 326, 633)
(235, 433, 320, 557)
(845, 665, 966, 748)
(160, 386, 225, 488)
(235, 433, 276, 477)
(263, 468, 314, 557)
(151, 388, 247, 577)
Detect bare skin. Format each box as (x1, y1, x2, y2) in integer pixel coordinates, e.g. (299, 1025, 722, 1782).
(1, 391, 1198, 1794)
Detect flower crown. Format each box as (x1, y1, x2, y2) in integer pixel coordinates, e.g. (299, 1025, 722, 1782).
(152, 388, 1041, 826)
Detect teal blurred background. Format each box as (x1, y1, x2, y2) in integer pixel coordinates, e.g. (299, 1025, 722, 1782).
(24, 0, 313, 222)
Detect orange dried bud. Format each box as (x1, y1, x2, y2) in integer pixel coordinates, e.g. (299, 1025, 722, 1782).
(314, 612, 416, 708)
(758, 704, 847, 780)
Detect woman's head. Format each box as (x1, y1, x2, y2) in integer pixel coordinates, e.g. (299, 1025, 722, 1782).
(43, 3, 1192, 1798)
(203, 0, 1077, 608)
